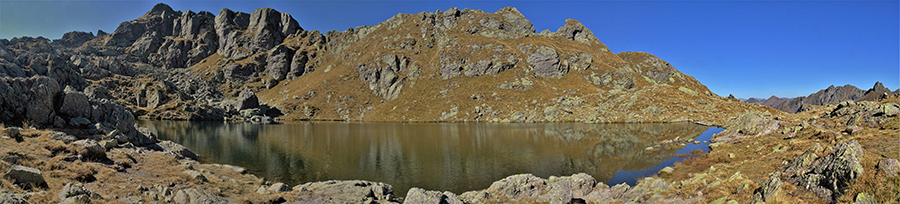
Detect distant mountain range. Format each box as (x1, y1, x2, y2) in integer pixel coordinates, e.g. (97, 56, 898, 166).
(743, 82, 897, 113)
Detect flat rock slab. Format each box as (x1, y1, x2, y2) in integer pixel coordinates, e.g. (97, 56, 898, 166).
(3, 165, 47, 189)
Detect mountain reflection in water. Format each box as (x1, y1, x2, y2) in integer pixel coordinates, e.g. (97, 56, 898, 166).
(138, 121, 722, 196)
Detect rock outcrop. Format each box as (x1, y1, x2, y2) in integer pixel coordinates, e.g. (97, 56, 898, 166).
(781, 140, 865, 203)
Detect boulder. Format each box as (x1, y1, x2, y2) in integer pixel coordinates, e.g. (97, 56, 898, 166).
(293, 180, 396, 203)
(539, 173, 596, 203)
(182, 170, 207, 182)
(403, 188, 464, 204)
(72, 139, 107, 159)
(173, 185, 229, 204)
(267, 182, 291, 193)
(3, 165, 47, 189)
(877, 158, 899, 177)
(49, 131, 77, 143)
(3, 127, 22, 140)
(59, 86, 91, 118)
(235, 88, 259, 110)
(26, 76, 62, 126)
(57, 182, 99, 202)
(526, 46, 566, 78)
(150, 140, 199, 160)
(752, 176, 782, 203)
(783, 140, 864, 203)
(0, 191, 28, 204)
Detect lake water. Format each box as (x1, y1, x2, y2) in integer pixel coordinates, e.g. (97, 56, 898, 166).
(138, 121, 723, 196)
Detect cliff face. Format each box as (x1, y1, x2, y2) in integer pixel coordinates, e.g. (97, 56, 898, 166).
(0, 3, 773, 124)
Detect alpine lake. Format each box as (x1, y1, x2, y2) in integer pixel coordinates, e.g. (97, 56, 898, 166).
(138, 120, 723, 196)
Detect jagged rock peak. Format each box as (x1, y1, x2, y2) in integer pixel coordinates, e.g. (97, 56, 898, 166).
(247, 7, 303, 36)
(495, 7, 535, 34)
(555, 19, 599, 44)
(870, 81, 890, 92)
(142, 3, 178, 19)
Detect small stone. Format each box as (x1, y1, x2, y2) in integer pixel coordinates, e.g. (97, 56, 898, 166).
(659, 166, 675, 175)
(3, 127, 22, 139)
(183, 170, 207, 182)
(877, 158, 899, 177)
(855, 192, 877, 204)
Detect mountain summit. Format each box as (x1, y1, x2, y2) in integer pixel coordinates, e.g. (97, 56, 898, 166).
(0, 3, 771, 124)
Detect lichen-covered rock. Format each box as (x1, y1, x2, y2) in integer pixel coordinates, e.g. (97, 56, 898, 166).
(752, 175, 782, 203)
(783, 140, 864, 203)
(0, 191, 29, 204)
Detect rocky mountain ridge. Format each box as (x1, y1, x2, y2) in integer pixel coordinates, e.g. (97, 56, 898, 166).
(745, 82, 896, 113)
(0, 3, 773, 125)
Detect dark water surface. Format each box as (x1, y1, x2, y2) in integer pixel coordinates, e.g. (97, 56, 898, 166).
(138, 121, 723, 196)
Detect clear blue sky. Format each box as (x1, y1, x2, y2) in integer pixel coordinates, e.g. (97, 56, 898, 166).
(1, 1, 897, 98)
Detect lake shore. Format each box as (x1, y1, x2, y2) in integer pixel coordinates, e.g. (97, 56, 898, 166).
(1, 96, 897, 203)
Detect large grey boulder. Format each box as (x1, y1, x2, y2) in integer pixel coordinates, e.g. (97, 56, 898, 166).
(404, 188, 465, 204)
(293, 180, 397, 203)
(59, 86, 91, 118)
(172, 185, 229, 204)
(26, 76, 61, 126)
(265, 44, 294, 81)
(526, 46, 566, 78)
(72, 139, 107, 160)
(3, 165, 47, 189)
(460, 173, 604, 204)
(235, 88, 259, 110)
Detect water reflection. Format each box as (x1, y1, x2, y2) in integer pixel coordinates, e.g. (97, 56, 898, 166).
(138, 121, 721, 195)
